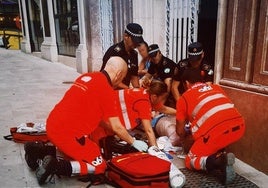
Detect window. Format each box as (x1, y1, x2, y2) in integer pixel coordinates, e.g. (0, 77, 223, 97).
(53, 0, 78, 56)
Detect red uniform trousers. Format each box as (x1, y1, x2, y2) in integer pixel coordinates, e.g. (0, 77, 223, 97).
(46, 113, 106, 175)
(185, 117, 245, 170)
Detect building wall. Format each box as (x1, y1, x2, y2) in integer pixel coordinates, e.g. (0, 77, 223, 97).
(223, 86, 268, 175)
(215, 0, 268, 175)
(133, 0, 166, 54)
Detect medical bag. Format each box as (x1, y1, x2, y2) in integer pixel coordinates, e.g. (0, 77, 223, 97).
(106, 152, 170, 188)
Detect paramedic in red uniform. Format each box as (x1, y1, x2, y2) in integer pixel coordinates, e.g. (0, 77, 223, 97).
(30, 57, 148, 185)
(176, 68, 245, 185)
(91, 80, 177, 147)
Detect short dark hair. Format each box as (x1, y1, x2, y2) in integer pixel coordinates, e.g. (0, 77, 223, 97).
(181, 68, 203, 84)
(138, 41, 149, 49)
(147, 80, 167, 96)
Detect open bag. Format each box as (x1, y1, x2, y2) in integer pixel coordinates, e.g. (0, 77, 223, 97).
(3, 122, 49, 143)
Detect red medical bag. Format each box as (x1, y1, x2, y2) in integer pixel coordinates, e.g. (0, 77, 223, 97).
(107, 152, 170, 188)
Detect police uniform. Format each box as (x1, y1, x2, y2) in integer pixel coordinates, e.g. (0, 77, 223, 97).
(101, 41, 139, 87)
(147, 44, 176, 81)
(173, 42, 214, 95)
(148, 55, 176, 81)
(100, 23, 144, 88)
(146, 44, 177, 108)
(173, 58, 214, 94)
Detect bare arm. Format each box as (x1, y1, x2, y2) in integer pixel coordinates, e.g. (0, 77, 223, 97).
(141, 73, 153, 88)
(138, 59, 146, 76)
(164, 77, 172, 94)
(176, 119, 194, 153)
(171, 80, 181, 101)
(176, 119, 187, 140)
(108, 117, 134, 145)
(158, 105, 176, 115)
(117, 82, 130, 89)
(131, 75, 140, 88)
(141, 119, 157, 146)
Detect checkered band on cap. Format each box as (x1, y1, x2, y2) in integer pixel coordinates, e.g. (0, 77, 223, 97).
(148, 48, 159, 55)
(188, 50, 203, 56)
(125, 26, 143, 37)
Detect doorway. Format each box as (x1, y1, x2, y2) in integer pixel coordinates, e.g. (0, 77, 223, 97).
(197, 0, 218, 71)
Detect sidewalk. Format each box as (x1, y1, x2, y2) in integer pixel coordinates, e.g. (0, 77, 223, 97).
(0, 48, 267, 187)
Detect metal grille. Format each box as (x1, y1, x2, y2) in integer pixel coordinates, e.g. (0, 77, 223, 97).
(100, 0, 113, 53)
(180, 168, 259, 188)
(166, 0, 199, 62)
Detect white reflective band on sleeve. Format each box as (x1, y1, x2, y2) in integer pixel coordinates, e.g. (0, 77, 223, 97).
(196, 103, 234, 127)
(192, 93, 227, 118)
(119, 90, 131, 130)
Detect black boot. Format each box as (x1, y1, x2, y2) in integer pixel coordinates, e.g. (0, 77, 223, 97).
(206, 151, 227, 172)
(36, 155, 72, 185)
(206, 151, 236, 185)
(24, 141, 56, 170)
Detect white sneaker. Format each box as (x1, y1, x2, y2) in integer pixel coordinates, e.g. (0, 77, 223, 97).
(169, 163, 186, 188)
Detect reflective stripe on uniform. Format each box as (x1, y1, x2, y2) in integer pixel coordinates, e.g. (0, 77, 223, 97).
(192, 93, 227, 118)
(119, 90, 131, 130)
(192, 103, 234, 133)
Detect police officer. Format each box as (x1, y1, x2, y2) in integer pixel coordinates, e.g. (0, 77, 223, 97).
(141, 44, 177, 108)
(100, 23, 144, 89)
(171, 42, 214, 101)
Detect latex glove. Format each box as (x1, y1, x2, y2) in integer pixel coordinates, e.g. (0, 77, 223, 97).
(132, 140, 148, 152)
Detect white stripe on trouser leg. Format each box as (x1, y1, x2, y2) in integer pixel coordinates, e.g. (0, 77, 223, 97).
(119, 90, 131, 130)
(202, 156, 208, 170)
(70, 161, 95, 176)
(70, 161, 81, 175)
(190, 157, 197, 169)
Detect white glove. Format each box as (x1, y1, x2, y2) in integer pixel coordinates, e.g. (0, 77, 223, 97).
(147, 145, 170, 162)
(132, 140, 148, 151)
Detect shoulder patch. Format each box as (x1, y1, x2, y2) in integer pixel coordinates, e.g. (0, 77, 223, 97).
(202, 63, 211, 71)
(202, 64, 214, 75)
(164, 68, 171, 73)
(114, 46, 121, 52)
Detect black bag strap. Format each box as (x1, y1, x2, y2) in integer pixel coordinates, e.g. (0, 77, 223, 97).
(3, 135, 13, 141)
(78, 173, 120, 188)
